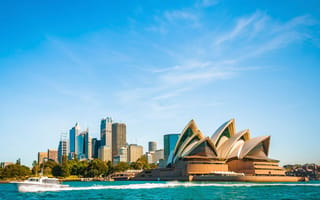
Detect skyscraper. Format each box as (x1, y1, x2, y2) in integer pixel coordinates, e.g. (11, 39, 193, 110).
(77, 131, 85, 160)
(77, 129, 91, 160)
(100, 117, 112, 161)
(69, 122, 80, 159)
(91, 138, 100, 159)
(164, 133, 180, 164)
(100, 117, 112, 147)
(127, 144, 143, 163)
(58, 132, 68, 164)
(112, 123, 126, 158)
(84, 131, 92, 160)
(148, 141, 157, 152)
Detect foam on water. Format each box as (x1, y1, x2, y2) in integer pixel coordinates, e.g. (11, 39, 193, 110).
(19, 182, 320, 192)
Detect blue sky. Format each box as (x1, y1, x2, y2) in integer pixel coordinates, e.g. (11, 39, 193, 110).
(0, 0, 319, 166)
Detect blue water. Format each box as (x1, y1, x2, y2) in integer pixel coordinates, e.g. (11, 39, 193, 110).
(1, 181, 320, 200)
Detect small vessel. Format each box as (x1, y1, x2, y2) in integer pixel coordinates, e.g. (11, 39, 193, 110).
(13, 176, 69, 192)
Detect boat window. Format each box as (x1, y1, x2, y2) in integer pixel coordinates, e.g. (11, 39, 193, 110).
(43, 179, 59, 184)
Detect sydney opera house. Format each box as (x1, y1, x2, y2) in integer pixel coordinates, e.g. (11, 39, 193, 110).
(134, 119, 307, 182)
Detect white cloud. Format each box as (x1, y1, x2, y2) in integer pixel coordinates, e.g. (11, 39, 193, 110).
(215, 11, 264, 45)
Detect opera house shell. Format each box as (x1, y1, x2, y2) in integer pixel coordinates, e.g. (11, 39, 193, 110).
(134, 119, 307, 182)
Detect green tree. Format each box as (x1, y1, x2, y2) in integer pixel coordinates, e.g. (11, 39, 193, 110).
(0, 167, 3, 179)
(84, 159, 107, 178)
(77, 161, 89, 177)
(114, 162, 130, 172)
(2, 164, 31, 179)
(52, 165, 62, 177)
(41, 160, 58, 176)
(60, 164, 70, 177)
(130, 156, 149, 170)
(60, 155, 70, 177)
(68, 159, 79, 175)
(32, 160, 39, 176)
(106, 161, 114, 175)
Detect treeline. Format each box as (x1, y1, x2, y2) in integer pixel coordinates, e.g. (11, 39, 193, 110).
(0, 164, 31, 179)
(0, 156, 157, 180)
(35, 155, 157, 178)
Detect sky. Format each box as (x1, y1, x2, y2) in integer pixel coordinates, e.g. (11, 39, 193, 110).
(0, 0, 319, 167)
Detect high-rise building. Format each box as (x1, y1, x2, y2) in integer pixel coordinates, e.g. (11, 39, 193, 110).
(38, 152, 47, 165)
(91, 138, 101, 159)
(48, 149, 58, 163)
(58, 133, 68, 164)
(58, 140, 68, 164)
(100, 117, 112, 147)
(112, 123, 126, 158)
(148, 141, 157, 152)
(164, 133, 180, 164)
(98, 146, 112, 162)
(127, 144, 143, 163)
(77, 129, 91, 160)
(100, 117, 112, 161)
(85, 131, 92, 160)
(77, 131, 85, 160)
(69, 122, 80, 159)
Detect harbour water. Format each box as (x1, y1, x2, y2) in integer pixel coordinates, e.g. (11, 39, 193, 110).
(1, 181, 320, 199)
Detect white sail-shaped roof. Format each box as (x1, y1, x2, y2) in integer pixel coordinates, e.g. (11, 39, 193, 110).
(217, 129, 250, 159)
(170, 120, 204, 165)
(167, 119, 274, 166)
(211, 119, 236, 148)
(239, 136, 270, 160)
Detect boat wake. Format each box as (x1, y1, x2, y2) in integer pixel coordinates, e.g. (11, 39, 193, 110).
(20, 182, 320, 192)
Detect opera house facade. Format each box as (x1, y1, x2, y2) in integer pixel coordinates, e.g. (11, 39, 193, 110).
(134, 119, 307, 182)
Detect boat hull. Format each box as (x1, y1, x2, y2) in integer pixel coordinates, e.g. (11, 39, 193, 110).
(14, 182, 69, 192)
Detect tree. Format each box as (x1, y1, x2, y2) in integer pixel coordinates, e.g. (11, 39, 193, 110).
(106, 161, 114, 175)
(84, 159, 107, 178)
(1, 164, 31, 179)
(149, 163, 158, 169)
(77, 161, 89, 176)
(32, 160, 39, 176)
(60, 164, 70, 177)
(130, 156, 150, 170)
(0, 167, 3, 179)
(68, 159, 79, 175)
(52, 165, 62, 177)
(52, 164, 70, 177)
(41, 160, 58, 176)
(114, 162, 130, 172)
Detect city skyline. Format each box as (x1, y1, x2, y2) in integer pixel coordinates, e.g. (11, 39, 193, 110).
(0, 0, 320, 166)
(34, 118, 162, 166)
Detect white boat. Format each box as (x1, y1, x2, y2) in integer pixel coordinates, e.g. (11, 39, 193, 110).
(13, 176, 69, 192)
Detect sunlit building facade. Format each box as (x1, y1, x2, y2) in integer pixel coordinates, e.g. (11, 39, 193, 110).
(112, 123, 126, 159)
